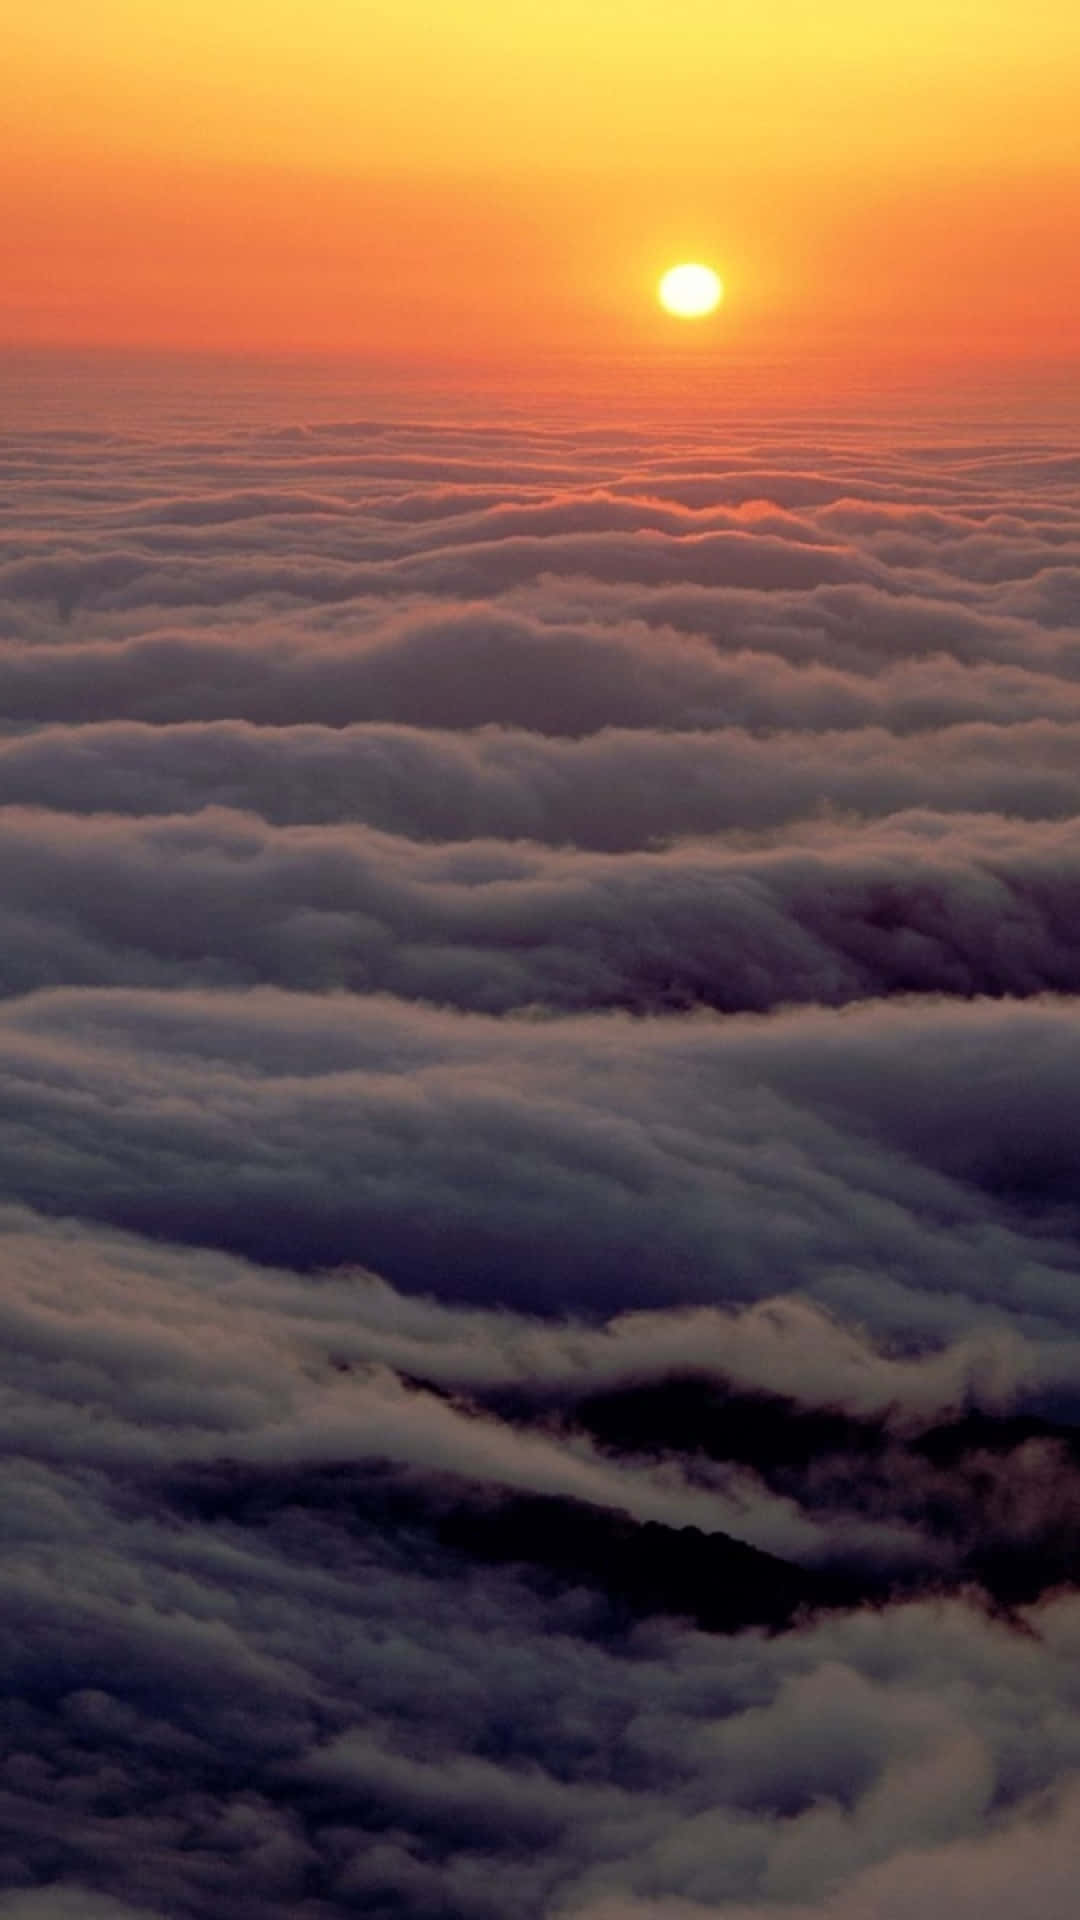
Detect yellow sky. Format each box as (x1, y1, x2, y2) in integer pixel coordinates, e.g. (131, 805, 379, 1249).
(5, 1, 1079, 364)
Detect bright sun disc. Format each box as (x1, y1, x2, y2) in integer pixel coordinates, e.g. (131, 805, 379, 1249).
(658, 263, 724, 319)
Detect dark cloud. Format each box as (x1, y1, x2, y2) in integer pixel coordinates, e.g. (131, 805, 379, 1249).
(1, 1202, 1080, 1916)
(7, 718, 1080, 844)
(4, 805, 1080, 1012)
(6, 609, 1080, 735)
(2, 387, 1080, 1916)
(4, 985, 1080, 1348)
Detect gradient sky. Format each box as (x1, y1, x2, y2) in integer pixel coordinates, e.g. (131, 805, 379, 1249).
(6, 1, 1080, 365)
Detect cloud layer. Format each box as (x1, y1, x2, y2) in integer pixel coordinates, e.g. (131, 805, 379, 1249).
(1, 391, 1079, 1916)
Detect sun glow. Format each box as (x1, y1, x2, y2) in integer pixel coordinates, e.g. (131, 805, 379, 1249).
(658, 264, 724, 319)
(3, 2, 1079, 361)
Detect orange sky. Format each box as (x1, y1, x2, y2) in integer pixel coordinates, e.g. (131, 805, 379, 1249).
(5, 1, 1079, 368)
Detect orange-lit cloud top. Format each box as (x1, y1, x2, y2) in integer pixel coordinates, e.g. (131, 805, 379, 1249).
(5, 0, 1080, 364)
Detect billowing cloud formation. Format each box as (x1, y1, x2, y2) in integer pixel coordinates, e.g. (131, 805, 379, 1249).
(2, 393, 1079, 1916)
(5, 805, 1080, 1010)
(9, 718, 1080, 842)
(7, 984, 1080, 1340)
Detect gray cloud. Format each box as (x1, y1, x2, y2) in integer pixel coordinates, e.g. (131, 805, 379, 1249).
(2, 986, 1080, 1344)
(4, 804, 1080, 1012)
(3, 388, 1080, 1917)
(6, 718, 1080, 844)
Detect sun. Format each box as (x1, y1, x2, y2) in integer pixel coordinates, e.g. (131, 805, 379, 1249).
(658, 263, 724, 320)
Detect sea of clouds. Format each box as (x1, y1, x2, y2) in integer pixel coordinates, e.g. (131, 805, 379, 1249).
(1, 372, 1079, 1917)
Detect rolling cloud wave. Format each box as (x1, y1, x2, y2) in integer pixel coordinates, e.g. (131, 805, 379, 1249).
(1, 397, 1079, 1917)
